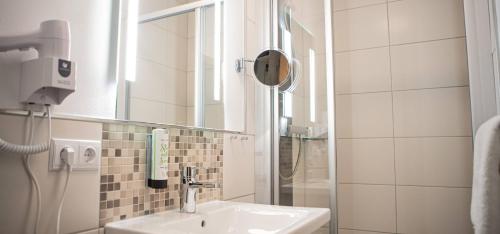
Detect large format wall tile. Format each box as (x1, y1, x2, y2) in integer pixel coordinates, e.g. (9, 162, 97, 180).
(338, 138, 395, 184)
(335, 47, 391, 94)
(334, 4, 389, 51)
(336, 92, 394, 138)
(129, 98, 166, 124)
(393, 87, 472, 137)
(397, 186, 473, 234)
(338, 184, 396, 232)
(395, 137, 473, 187)
(132, 59, 187, 106)
(391, 38, 469, 90)
(388, 0, 465, 44)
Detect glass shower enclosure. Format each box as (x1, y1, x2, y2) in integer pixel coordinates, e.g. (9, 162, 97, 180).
(254, 0, 336, 233)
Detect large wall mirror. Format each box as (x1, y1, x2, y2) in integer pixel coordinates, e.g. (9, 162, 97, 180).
(116, 0, 245, 131)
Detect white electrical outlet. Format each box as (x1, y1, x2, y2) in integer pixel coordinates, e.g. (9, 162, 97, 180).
(50, 138, 101, 171)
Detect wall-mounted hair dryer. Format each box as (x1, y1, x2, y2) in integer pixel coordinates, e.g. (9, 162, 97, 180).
(0, 20, 76, 106)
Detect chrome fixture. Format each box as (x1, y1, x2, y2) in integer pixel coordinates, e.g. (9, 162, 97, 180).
(235, 58, 254, 73)
(180, 166, 217, 213)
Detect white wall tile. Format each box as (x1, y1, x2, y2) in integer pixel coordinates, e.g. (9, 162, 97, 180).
(336, 92, 394, 138)
(164, 103, 187, 125)
(335, 47, 391, 94)
(131, 59, 169, 102)
(0, 115, 102, 233)
(139, 0, 166, 14)
(388, 0, 466, 44)
(391, 38, 469, 90)
(164, 31, 188, 71)
(338, 184, 396, 232)
(129, 98, 166, 124)
(187, 37, 195, 72)
(154, 13, 188, 37)
(397, 186, 473, 234)
(334, 4, 389, 51)
(338, 138, 395, 184)
(395, 137, 473, 187)
(223, 134, 255, 200)
(302, 17, 326, 54)
(131, 59, 187, 106)
(186, 107, 194, 126)
(393, 87, 472, 137)
(187, 71, 195, 106)
(205, 104, 224, 129)
(334, 0, 386, 11)
(137, 23, 168, 65)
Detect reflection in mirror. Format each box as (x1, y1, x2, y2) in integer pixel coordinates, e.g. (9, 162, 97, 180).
(116, 0, 241, 131)
(253, 49, 291, 87)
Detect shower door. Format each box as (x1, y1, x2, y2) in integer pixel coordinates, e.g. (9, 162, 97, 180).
(271, 0, 335, 233)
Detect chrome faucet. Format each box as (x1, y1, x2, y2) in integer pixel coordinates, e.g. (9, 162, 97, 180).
(180, 166, 217, 213)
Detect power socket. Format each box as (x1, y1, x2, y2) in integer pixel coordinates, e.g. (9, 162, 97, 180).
(50, 138, 101, 171)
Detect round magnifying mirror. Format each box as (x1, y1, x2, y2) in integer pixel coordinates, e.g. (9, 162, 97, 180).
(253, 49, 291, 87)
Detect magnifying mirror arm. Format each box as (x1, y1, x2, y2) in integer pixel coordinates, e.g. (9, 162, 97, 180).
(235, 58, 255, 73)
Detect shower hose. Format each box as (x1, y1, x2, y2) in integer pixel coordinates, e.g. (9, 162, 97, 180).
(279, 136, 303, 180)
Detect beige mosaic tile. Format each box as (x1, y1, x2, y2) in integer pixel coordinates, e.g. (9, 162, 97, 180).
(99, 123, 224, 227)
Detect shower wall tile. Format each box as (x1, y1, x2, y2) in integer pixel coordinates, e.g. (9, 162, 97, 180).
(338, 184, 396, 233)
(395, 137, 473, 187)
(335, 47, 391, 94)
(388, 0, 466, 45)
(393, 87, 472, 137)
(334, 4, 389, 51)
(396, 186, 473, 234)
(336, 92, 394, 138)
(98, 123, 224, 227)
(333, 0, 386, 11)
(334, 0, 472, 233)
(337, 138, 395, 184)
(391, 38, 469, 90)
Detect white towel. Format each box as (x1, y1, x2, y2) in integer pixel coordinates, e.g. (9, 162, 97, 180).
(471, 115, 500, 234)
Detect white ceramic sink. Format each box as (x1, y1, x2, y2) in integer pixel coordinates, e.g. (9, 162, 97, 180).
(105, 201, 330, 234)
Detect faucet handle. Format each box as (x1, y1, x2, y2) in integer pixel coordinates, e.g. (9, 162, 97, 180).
(183, 166, 197, 180)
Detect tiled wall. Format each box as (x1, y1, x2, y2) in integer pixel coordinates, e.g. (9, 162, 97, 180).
(334, 0, 473, 233)
(99, 123, 223, 226)
(129, 0, 194, 125)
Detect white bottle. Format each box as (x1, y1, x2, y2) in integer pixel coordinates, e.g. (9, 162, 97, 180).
(147, 128, 169, 188)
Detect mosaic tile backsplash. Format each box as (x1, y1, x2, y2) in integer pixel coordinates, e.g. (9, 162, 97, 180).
(99, 123, 224, 226)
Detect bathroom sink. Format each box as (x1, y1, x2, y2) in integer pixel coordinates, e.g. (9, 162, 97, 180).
(105, 200, 330, 234)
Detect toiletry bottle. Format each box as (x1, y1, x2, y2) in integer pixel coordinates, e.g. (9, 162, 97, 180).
(147, 128, 169, 188)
